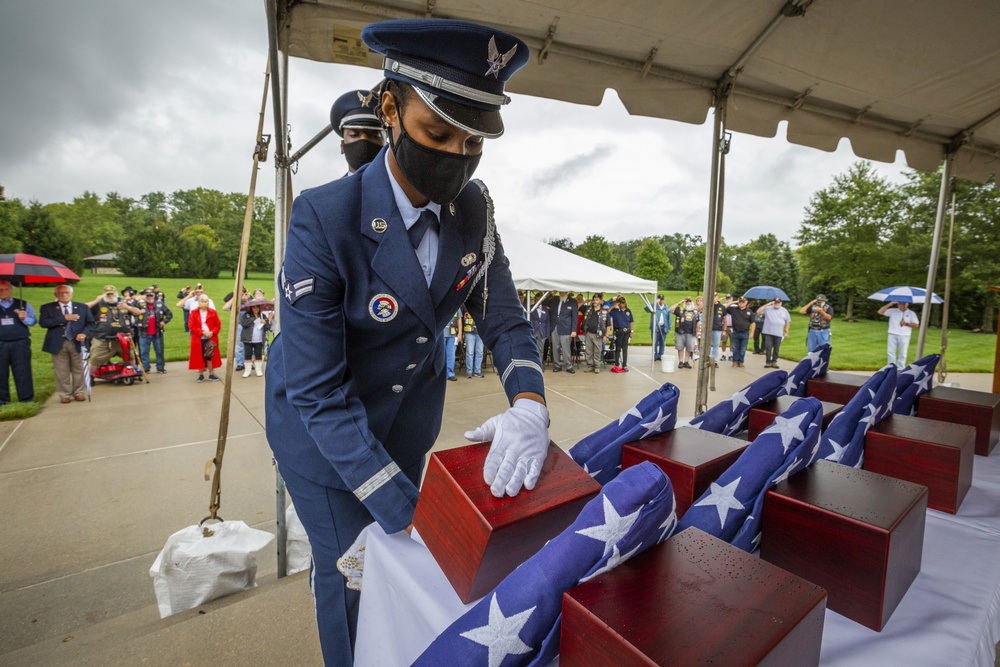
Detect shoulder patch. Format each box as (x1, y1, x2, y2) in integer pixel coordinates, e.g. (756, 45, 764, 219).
(281, 266, 315, 305)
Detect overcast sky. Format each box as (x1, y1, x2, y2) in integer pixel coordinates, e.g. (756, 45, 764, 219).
(0, 1, 913, 248)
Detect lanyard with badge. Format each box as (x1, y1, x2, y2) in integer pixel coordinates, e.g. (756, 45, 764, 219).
(0, 303, 18, 327)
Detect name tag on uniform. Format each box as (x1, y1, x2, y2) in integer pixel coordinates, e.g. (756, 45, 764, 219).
(1, 318, 14, 326)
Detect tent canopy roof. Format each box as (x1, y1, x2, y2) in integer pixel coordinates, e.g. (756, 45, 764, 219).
(499, 226, 657, 295)
(274, 0, 1000, 182)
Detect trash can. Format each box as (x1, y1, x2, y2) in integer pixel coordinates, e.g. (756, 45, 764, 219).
(661, 354, 677, 373)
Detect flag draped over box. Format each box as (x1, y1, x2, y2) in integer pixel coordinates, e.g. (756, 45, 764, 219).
(817, 365, 897, 468)
(689, 370, 787, 436)
(893, 354, 939, 416)
(678, 398, 824, 552)
(778, 345, 831, 398)
(412, 462, 677, 667)
(569, 383, 680, 485)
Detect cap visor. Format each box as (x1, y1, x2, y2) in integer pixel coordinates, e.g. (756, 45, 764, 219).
(414, 87, 503, 138)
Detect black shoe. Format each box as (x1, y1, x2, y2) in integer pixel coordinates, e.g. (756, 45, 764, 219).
(447, 376, 457, 382)
(466, 375, 472, 379)
(654, 357, 661, 361)
(197, 375, 205, 383)
(553, 367, 562, 372)
(474, 372, 484, 378)
(235, 365, 245, 372)
(156, 368, 166, 373)
(567, 368, 575, 374)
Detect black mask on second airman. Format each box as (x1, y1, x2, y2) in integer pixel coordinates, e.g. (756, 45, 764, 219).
(343, 139, 382, 172)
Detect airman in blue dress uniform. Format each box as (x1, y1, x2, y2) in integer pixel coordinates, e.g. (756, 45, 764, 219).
(329, 87, 384, 174)
(266, 18, 549, 665)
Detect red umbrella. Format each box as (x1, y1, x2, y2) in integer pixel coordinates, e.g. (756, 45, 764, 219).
(0, 253, 81, 286)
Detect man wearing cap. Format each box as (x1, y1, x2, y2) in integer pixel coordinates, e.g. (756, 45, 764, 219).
(799, 294, 833, 352)
(330, 88, 385, 175)
(671, 297, 698, 368)
(265, 19, 546, 665)
(644, 294, 671, 361)
(136, 289, 173, 374)
(551, 290, 577, 373)
(726, 296, 755, 367)
(756, 297, 792, 369)
(87, 286, 140, 373)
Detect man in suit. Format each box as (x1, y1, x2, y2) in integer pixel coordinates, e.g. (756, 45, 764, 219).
(39, 284, 94, 403)
(550, 290, 578, 373)
(265, 19, 547, 666)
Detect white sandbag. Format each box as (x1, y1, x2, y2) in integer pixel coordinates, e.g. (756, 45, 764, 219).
(149, 520, 274, 618)
(285, 503, 313, 575)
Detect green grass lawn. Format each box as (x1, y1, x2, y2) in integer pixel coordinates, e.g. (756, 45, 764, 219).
(0, 272, 274, 420)
(1, 282, 995, 421)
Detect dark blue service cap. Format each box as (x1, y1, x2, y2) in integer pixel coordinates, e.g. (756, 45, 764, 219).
(361, 18, 529, 138)
(329, 89, 382, 138)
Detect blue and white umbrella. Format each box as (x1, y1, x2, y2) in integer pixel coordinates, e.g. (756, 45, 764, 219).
(743, 285, 790, 301)
(867, 286, 944, 304)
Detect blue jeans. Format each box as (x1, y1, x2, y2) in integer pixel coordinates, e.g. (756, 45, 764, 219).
(234, 323, 245, 367)
(730, 331, 749, 363)
(444, 335, 457, 378)
(711, 329, 722, 360)
(139, 331, 165, 371)
(653, 326, 667, 359)
(807, 328, 831, 352)
(465, 333, 484, 375)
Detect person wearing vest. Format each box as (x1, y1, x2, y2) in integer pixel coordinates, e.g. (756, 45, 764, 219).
(137, 290, 173, 373)
(40, 284, 95, 403)
(0, 279, 37, 404)
(87, 285, 138, 373)
(462, 307, 484, 378)
(443, 311, 462, 381)
(582, 293, 608, 373)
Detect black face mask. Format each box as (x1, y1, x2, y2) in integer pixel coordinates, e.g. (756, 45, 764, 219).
(343, 139, 382, 172)
(389, 120, 481, 204)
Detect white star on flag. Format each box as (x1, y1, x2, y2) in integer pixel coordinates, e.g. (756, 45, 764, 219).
(901, 364, 924, 379)
(579, 542, 643, 582)
(729, 387, 751, 411)
(639, 407, 671, 439)
(762, 411, 808, 453)
(658, 510, 678, 543)
(576, 495, 642, 556)
(859, 404, 878, 431)
(459, 594, 536, 667)
(693, 477, 745, 527)
(783, 374, 798, 396)
(618, 405, 642, 426)
(916, 373, 932, 392)
(582, 462, 602, 479)
(806, 349, 825, 370)
(771, 457, 802, 485)
(824, 438, 846, 462)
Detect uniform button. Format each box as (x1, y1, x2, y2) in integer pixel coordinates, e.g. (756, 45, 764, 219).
(405, 363, 417, 370)
(416, 337, 428, 344)
(391, 384, 403, 393)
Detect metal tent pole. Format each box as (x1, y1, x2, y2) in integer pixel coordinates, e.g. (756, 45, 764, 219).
(915, 153, 954, 358)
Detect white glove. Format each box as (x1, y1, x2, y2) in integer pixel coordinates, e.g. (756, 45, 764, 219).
(464, 398, 550, 498)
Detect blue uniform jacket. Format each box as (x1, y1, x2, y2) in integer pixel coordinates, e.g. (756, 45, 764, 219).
(266, 148, 544, 534)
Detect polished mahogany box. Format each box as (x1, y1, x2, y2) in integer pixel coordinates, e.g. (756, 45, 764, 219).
(805, 371, 870, 405)
(761, 461, 927, 631)
(412, 441, 600, 603)
(748, 396, 843, 442)
(865, 414, 975, 514)
(560, 528, 827, 667)
(916, 386, 1000, 456)
(622, 426, 749, 517)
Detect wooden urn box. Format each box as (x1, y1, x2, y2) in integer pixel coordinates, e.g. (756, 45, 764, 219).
(805, 371, 870, 406)
(621, 426, 749, 517)
(560, 528, 828, 667)
(916, 386, 1000, 456)
(761, 461, 928, 631)
(865, 414, 975, 514)
(748, 396, 844, 442)
(412, 441, 600, 603)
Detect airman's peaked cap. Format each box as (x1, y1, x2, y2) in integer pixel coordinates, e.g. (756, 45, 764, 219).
(361, 18, 529, 138)
(329, 89, 382, 137)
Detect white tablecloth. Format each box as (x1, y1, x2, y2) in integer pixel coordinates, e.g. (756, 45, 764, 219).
(355, 447, 1000, 667)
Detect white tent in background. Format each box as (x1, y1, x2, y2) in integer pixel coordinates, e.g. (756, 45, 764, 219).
(499, 226, 657, 295)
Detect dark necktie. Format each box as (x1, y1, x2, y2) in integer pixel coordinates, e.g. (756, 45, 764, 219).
(407, 210, 439, 249)
(63, 304, 73, 340)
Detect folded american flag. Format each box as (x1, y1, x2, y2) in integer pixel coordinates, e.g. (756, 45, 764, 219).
(689, 370, 787, 437)
(817, 365, 897, 468)
(778, 344, 831, 398)
(893, 354, 939, 416)
(569, 383, 680, 485)
(678, 397, 824, 552)
(412, 461, 677, 667)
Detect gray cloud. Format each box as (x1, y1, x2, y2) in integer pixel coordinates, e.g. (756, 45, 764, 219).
(525, 144, 616, 196)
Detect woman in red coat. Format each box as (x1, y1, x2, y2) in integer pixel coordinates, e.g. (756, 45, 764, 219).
(188, 293, 222, 382)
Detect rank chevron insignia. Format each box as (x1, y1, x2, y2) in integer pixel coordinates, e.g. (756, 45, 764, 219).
(485, 35, 517, 78)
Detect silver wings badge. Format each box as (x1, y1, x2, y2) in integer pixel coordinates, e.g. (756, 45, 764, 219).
(485, 35, 517, 78)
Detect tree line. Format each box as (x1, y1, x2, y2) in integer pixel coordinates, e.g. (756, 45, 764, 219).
(0, 185, 275, 279)
(547, 162, 999, 332)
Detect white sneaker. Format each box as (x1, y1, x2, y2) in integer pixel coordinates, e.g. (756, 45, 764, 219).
(254, 363, 263, 377)
(243, 366, 252, 378)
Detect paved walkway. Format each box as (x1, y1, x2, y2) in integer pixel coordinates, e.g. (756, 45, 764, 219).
(0, 347, 994, 663)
